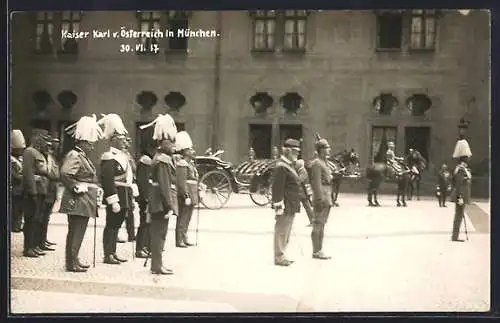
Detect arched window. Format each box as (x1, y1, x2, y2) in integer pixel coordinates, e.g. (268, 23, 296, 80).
(373, 93, 398, 116)
(164, 91, 186, 112)
(32, 90, 52, 117)
(57, 90, 77, 110)
(406, 94, 432, 116)
(136, 91, 158, 112)
(249, 92, 274, 114)
(280, 92, 304, 115)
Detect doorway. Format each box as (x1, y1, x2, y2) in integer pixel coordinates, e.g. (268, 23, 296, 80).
(405, 127, 431, 163)
(249, 124, 272, 159)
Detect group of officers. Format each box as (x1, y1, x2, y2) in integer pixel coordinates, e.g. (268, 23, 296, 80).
(10, 112, 201, 275)
(270, 132, 473, 266)
(11, 113, 474, 273)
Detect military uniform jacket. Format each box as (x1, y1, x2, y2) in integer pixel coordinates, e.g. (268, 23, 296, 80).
(11, 155, 23, 196)
(295, 160, 312, 200)
(22, 146, 49, 196)
(45, 153, 60, 202)
(452, 163, 472, 204)
(149, 152, 178, 215)
(176, 158, 200, 205)
(271, 156, 302, 213)
(136, 154, 152, 204)
(437, 170, 451, 190)
(100, 147, 134, 211)
(59, 147, 100, 218)
(310, 158, 334, 207)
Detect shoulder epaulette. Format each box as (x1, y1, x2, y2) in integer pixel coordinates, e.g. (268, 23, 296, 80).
(156, 153, 171, 164)
(100, 151, 114, 161)
(176, 159, 189, 167)
(65, 150, 79, 159)
(139, 155, 152, 166)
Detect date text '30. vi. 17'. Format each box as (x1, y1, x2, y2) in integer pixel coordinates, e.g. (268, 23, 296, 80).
(119, 43, 160, 54)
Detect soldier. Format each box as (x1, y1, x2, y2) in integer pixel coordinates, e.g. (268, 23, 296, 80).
(175, 131, 199, 248)
(271, 138, 302, 266)
(11, 129, 26, 233)
(294, 159, 314, 226)
(98, 114, 134, 265)
(22, 128, 51, 258)
(58, 115, 103, 272)
(436, 163, 451, 207)
(310, 137, 333, 260)
(135, 148, 153, 258)
(140, 114, 178, 275)
(451, 137, 472, 242)
(386, 141, 405, 176)
(38, 136, 61, 252)
(121, 136, 137, 243)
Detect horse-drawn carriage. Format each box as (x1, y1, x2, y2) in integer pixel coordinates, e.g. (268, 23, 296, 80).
(194, 150, 274, 209)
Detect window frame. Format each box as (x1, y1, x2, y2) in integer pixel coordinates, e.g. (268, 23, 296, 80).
(283, 10, 308, 52)
(166, 10, 190, 52)
(34, 11, 55, 54)
(375, 11, 404, 51)
(251, 10, 278, 52)
(136, 11, 162, 55)
(59, 11, 82, 54)
(409, 9, 437, 51)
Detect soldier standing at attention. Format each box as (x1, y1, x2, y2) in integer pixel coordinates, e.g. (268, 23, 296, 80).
(58, 115, 103, 272)
(450, 135, 472, 242)
(436, 163, 451, 207)
(38, 136, 61, 252)
(175, 131, 198, 248)
(271, 138, 302, 267)
(22, 129, 51, 258)
(11, 129, 26, 233)
(294, 159, 314, 226)
(140, 114, 178, 275)
(121, 136, 138, 243)
(98, 114, 134, 265)
(135, 148, 153, 258)
(310, 137, 333, 260)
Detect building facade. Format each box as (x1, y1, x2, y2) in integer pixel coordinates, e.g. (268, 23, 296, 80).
(11, 10, 490, 179)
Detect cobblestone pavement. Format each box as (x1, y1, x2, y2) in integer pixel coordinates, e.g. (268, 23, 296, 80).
(10, 194, 490, 313)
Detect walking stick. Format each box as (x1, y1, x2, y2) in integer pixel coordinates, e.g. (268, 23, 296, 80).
(462, 209, 469, 241)
(93, 213, 97, 268)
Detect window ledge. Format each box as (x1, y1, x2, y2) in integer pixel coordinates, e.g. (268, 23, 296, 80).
(164, 49, 189, 55)
(251, 48, 276, 53)
(375, 47, 402, 53)
(282, 48, 306, 55)
(408, 48, 436, 53)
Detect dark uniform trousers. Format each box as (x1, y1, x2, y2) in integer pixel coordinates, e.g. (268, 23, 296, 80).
(66, 215, 90, 266)
(451, 204, 465, 241)
(176, 200, 193, 244)
(103, 208, 127, 256)
(40, 199, 54, 246)
(12, 195, 24, 232)
(125, 208, 135, 240)
(23, 194, 46, 252)
(301, 198, 314, 224)
(150, 212, 169, 271)
(311, 205, 330, 253)
(451, 164, 471, 241)
(136, 199, 151, 253)
(274, 210, 296, 262)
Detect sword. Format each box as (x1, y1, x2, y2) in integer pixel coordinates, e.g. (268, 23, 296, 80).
(462, 207, 469, 241)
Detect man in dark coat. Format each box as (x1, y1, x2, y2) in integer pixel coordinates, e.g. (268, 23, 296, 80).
(22, 128, 51, 258)
(309, 138, 333, 260)
(436, 163, 451, 207)
(135, 150, 153, 258)
(271, 138, 302, 266)
(58, 115, 103, 272)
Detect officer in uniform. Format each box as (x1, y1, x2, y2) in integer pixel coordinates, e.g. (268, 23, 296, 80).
(436, 163, 451, 207)
(386, 141, 405, 176)
(22, 128, 51, 258)
(122, 136, 137, 242)
(450, 136, 472, 242)
(135, 149, 153, 258)
(11, 129, 26, 233)
(39, 136, 61, 252)
(59, 115, 103, 272)
(271, 138, 302, 266)
(98, 114, 135, 265)
(140, 114, 178, 275)
(310, 137, 333, 260)
(175, 131, 199, 248)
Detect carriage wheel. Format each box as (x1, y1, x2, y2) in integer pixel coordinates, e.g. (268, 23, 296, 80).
(250, 182, 271, 207)
(200, 170, 232, 209)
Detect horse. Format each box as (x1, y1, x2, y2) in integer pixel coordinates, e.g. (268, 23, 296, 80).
(405, 150, 427, 200)
(365, 158, 412, 207)
(327, 149, 361, 206)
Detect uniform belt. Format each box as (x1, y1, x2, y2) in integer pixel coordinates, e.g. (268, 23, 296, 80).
(186, 180, 198, 185)
(115, 181, 133, 187)
(150, 182, 176, 190)
(77, 182, 101, 189)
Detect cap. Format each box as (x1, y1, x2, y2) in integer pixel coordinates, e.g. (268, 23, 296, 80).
(11, 129, 26, 149)
(283, 138, 301, 151)
(315, 138, 330, 150)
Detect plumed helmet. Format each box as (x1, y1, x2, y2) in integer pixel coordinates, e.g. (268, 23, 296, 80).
(452, 139, 472, 159)
(139, 114, 178, 142)
(175, 131, 193, 151)
(65, 114, 104, 142)
(11, 129, 26, 149)
(97, 113, 128, 140)
(315, 138, 330, 151)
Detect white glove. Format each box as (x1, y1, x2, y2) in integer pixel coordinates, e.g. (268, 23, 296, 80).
(275, 208, 284, 216)
(185, 197, 192, 206)
(111, 202, 121, 213)
(74, 184, 88, 194)
(457, 197, 464, 206)
(131, 184, 139, 197)
(164, 210, 174, 219)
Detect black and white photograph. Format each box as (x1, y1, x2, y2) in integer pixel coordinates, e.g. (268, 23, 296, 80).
(9, 9, 491, 313)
